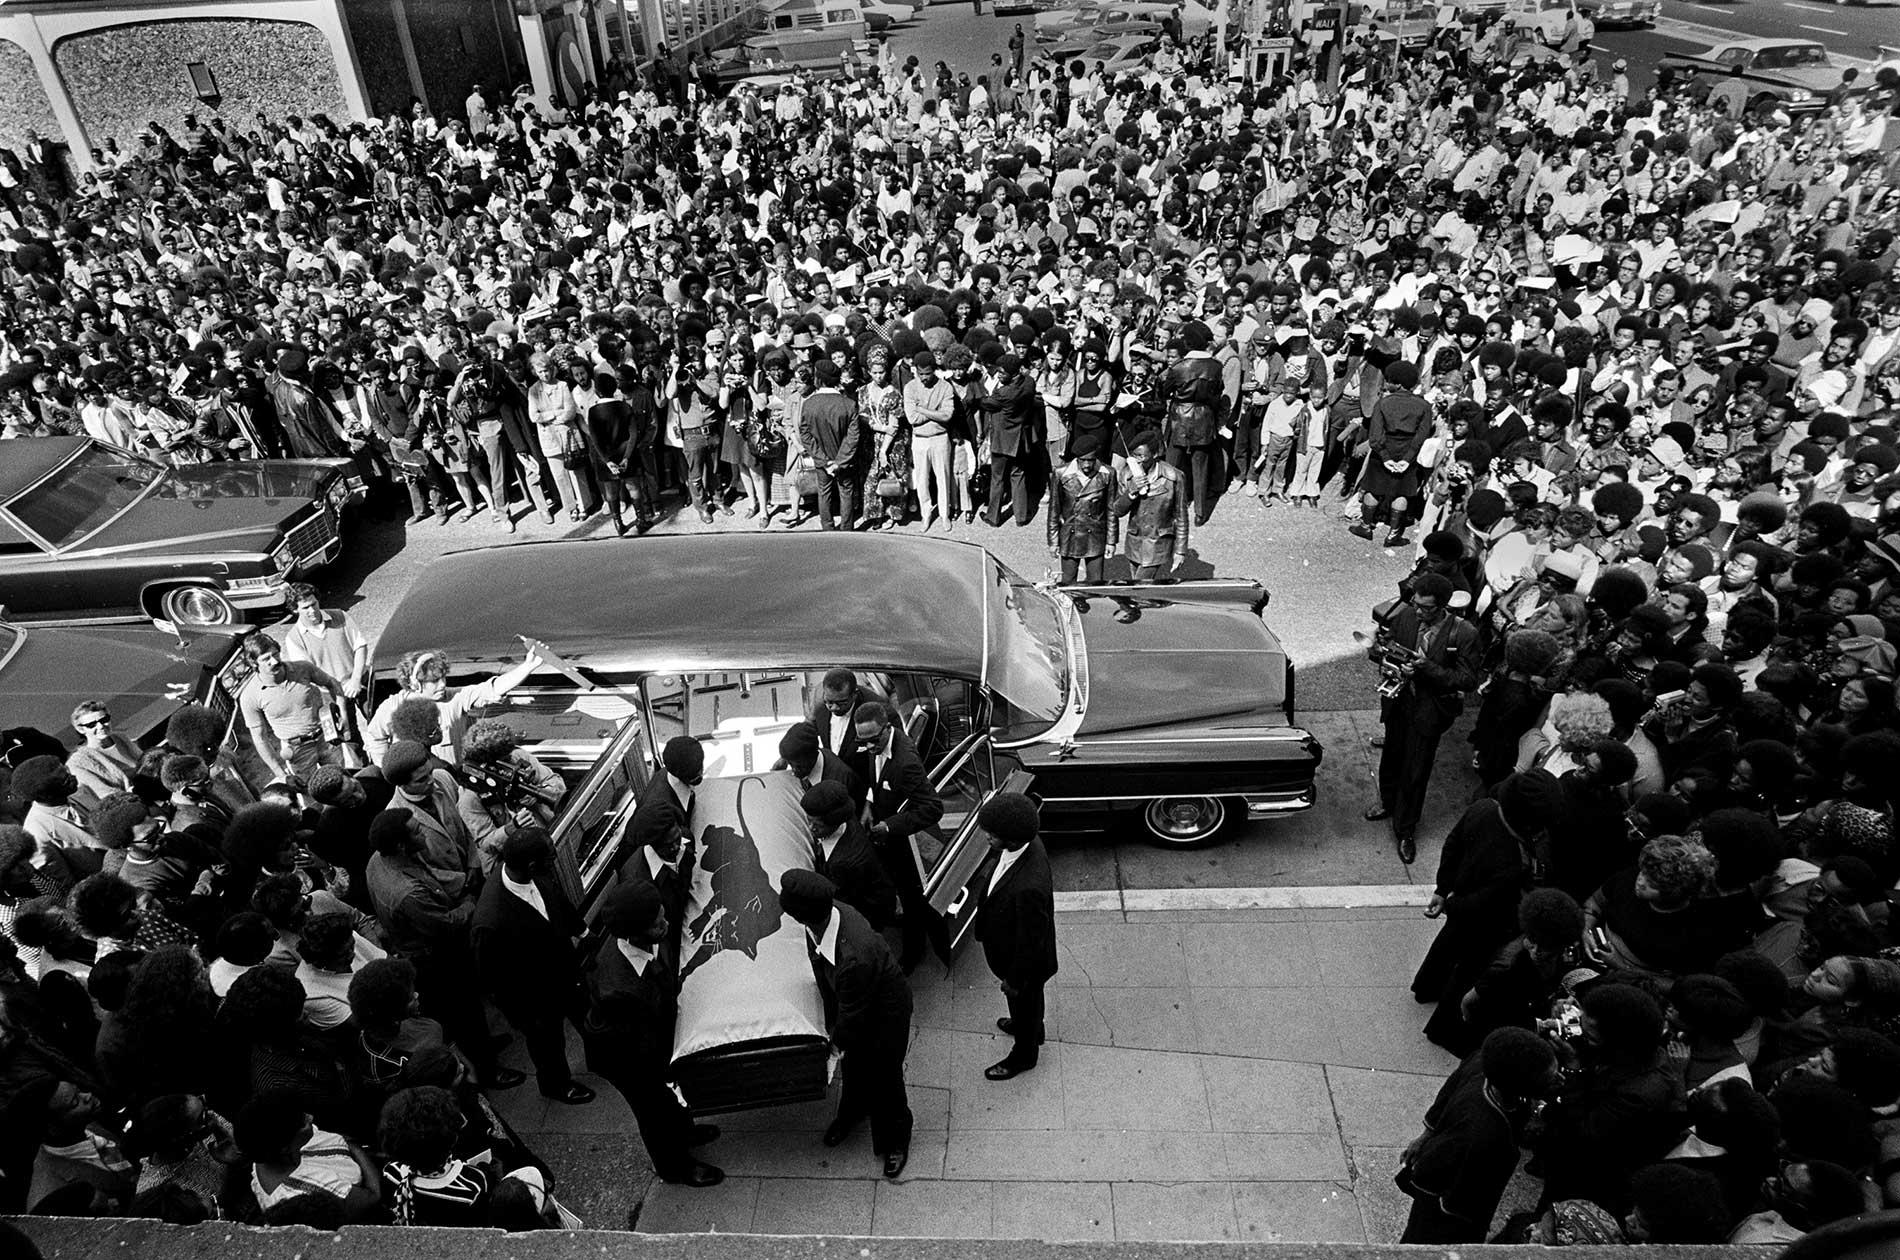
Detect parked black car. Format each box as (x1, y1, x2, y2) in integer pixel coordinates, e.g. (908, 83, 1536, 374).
(0, 437, 363, 627)
(0, 618, 255, 754)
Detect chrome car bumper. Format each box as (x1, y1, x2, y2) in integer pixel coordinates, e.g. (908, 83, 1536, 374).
(221, 574, 292, 610)
(1244, 785, 1318, 815)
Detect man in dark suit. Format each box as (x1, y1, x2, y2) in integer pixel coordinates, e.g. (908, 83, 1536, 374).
(807, 669, 871, 779)
(471, 827, 596, 1104)
(976, 353, 1041, 526)
(1365, 573, 1480, 865)
(779, 721, 865, 810)
(798, 360, 862, 529)
(779, 869, 914, 1178)
(802, 781, 898, 937)
(972, 792, 1057, 1080)
(580, 882, 723, 1187)
(854, 700, 947, 971)
(615, 806, 697, 936)
(636, 735, 704, 836)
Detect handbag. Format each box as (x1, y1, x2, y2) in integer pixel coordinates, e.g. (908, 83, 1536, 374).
(875, 476, 907, 500)
(747, 421, 787, 462)
(556, 423, 588, 468)
(794, 461, 824, 498)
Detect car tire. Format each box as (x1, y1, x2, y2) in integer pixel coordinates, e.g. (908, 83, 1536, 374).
(157, 584, 238, 627)
(1140, 795, 1231, 846)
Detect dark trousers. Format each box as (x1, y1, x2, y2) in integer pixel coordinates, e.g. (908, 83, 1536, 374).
(1232, 406, 1264, 482)
(817, 466, 859, 529)
(1377, 712, 1444, 842)
(879, 845, 949, 967)
(1058, 554, 1104, 583)
(987, 452, 1032, 526)
(506, 991, 591, 1094)
(415, 948, 500, 1081)
(681, 433, 719, 508)
(1002, 982, 1046, 1064)
(1400, 1194, 1484, 1244)
(1167, 442, 1217, 520)
(836, 1045, 913, 1156)
(602, 1065, 697, 1179)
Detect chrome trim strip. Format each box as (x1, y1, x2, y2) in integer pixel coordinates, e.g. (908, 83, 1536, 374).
(0, 624, 26, 675)
(1061, 730, 1315, 746)
(1042, 791, 1314, 805)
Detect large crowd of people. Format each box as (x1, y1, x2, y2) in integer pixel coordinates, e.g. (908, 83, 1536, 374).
(2, 0, 1900, 1242)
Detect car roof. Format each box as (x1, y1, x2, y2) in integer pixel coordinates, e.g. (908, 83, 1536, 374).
(1705, 38, 1822, 51)
(0, 437, 87, 501)
(372, 534, 995, 679)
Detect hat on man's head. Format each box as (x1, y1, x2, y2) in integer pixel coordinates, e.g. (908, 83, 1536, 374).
(813, 360, 842, 387)
(599, 882, 665, 938)
(801, 780, 855, 829)
(661, 735, 704, 781)
(977, 792, 1039, 846)
(779, 722, 820, 762)
(381, 741, 431, 784)
(777, 869, 836, 924)
(1839, 637, 1899, 679)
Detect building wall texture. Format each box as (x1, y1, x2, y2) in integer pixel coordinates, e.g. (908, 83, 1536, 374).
(53, 17, 348, 153)
(339, 0, 515, 121)
(0, 37, 63, 156)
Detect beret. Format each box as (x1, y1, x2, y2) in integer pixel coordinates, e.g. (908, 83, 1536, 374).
(1498, 768, 1561, 835)
(381, 741, 431, 783)
(1179, 320, 1213, 351)
(661, 735, 704, 780)
(599, 881, 665, 937)
(977, 792, 1040, 846)
(778, 723, 820, 760)
(1541, 550, 1585, 583)
(778, 868, 835, 922)
(800, 780, 855, 826)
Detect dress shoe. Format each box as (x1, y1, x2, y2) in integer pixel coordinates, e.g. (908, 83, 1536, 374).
(662, 1161, 725, 1188)
(542, 1082, 596, 1105)
(996, 1017, 1015, 1035)
(688, 1123, 720, 1146)
(1385, 530, 1413, 548)
(697, 506, 714, 524)
(1348, 522, 1377, 540)
(1363, 803, 1392, 822)
(883, 1149, 910, 1179)
(1396, 832, 1417, 865)
(478, 1067, 528, 1090)
(822, 1117, 858, 1147)
(985, 1058, 1036, 1081)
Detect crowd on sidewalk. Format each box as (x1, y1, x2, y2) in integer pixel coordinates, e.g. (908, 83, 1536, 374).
(2, 0, 1900, 1240)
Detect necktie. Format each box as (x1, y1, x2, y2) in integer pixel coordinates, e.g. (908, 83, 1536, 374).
(682, 790, 695, 822)
(811, 835, 827, 874)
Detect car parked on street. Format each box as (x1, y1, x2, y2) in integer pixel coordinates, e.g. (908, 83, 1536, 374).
(0, 617, 255, 752)
(0, 436, 363, 627)
(1574, 0, 1656, 27)
(1657, 38, 1853, 112)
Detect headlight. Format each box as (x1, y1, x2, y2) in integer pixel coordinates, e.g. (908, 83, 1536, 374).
(1786, 87, 1813, 102)
(269, 543, 295, 575)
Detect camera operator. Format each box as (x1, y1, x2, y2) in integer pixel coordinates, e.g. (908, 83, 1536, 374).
(1365, 573, 1479, 864)
(664, 336, 725, 523)
(454, 719, 567, 875)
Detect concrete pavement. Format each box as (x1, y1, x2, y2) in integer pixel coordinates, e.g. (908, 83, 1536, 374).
(528, 903, 1462, 1242)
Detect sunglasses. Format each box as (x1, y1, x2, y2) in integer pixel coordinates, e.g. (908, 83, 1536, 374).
(78, 716, 112, 729)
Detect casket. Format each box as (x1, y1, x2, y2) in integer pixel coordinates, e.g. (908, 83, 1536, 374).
(667, 769, 831, 1113)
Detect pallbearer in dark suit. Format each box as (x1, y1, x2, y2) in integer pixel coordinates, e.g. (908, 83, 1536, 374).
(579, 883, 723, 1187)
(635, 735, 704, 837)
(471, 827, 596, 1104)
(780, 870, 914, 1179)
(973, 792, 1058, 1081)
(801, 781, 898, 937)
(617, 805, 697, 935)
(853, 700, 947, 972)
(779, 721, 865, 810)
(808, 669, 872, 780)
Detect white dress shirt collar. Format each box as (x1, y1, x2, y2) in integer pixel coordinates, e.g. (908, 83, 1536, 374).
(616, 937, 656, 975)
(501, 870, 547, 919)
(988, 842, 1028, 894)
(809, 907, 841, 964)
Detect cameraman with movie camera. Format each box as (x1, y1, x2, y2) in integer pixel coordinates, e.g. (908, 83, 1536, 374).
(1364, 573, 1479, 864)
(456, 718, 568, 873)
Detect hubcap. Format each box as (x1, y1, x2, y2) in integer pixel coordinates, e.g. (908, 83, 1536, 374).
(166, 586, 234, 625)
(1145, 796, 1225, 841)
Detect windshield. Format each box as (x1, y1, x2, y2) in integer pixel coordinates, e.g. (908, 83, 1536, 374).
(3, 446, 163, 549)
(987, 565, 1069, 741)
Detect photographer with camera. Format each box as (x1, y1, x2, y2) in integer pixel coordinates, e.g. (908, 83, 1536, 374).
(664, 338, 725, 524)
(1365, 573, 1480, 863)
(454, 719, 567, 875)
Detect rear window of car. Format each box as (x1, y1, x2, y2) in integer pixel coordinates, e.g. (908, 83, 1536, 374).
(3, 447, 163, 550)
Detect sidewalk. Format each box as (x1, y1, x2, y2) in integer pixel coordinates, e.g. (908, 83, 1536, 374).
(521, 902, 1462, 1242)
